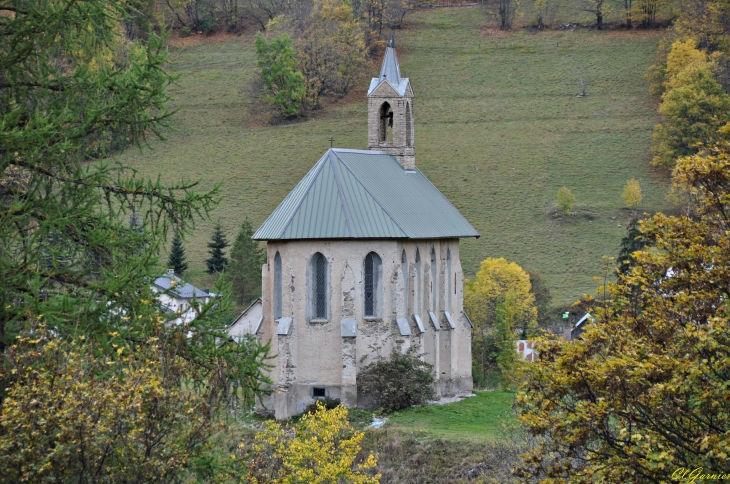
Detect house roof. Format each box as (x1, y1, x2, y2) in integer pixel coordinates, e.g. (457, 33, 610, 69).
(229, 297, 262, 329)
(153, 272, 210, 299)
(367, 38, 410, 96)
(252, 149, 479, 240)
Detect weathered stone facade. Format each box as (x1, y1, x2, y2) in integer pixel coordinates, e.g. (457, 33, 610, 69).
(257, 240, 473, 419)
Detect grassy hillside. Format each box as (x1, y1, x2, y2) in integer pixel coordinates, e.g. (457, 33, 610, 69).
(118, 7, 671, 304)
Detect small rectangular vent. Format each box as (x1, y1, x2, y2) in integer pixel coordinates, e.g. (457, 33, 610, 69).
(312, 387, 326, 398)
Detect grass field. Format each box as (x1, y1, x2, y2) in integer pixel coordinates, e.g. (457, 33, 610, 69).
(384, 390, 515, 441)
(117, 7, 672, 304)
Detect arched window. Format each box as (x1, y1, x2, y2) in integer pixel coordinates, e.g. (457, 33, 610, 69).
(430, 248, 437, 312)
(401, 250, 408, 316)
(446, 249, 452, 312)
(309, 252, 328, 320)
(379, 102, 393, 143)
(273, 252, 282, 320)
(406, 102, 413, 147)
(415, 249, 421, 314)
(364, 252, 382, 317)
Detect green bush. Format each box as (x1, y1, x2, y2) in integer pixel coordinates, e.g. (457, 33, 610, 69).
(357, 346, 434, 413)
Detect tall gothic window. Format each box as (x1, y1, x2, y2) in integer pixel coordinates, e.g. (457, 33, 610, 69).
(273, 252, 282, 320)
(406, 102, 413, 147)
(415, 249, 421, 314)
(379, 102, 393, 143)
(309, 252, 328, 320)
(364, 252, 382, 317)
(430, 248, 437, 312)
(401, 250, 408, 316)
(446, 248, 452, 312)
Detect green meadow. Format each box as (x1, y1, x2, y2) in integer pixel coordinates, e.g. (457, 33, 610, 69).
(384, 390, 515, 441)
(118, 7, 672, 304)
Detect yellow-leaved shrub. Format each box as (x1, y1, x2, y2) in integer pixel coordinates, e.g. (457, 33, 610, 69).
(242, 402, 380, 483)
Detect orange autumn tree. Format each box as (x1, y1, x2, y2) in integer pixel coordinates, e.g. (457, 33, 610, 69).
(516, 127, 730, 481)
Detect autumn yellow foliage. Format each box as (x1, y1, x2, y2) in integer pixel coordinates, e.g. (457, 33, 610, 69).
(243, 402, 380, 483)
(0, 330, 209, 483)
(516, 133, 730, 481)
(621, 178, 643, 208)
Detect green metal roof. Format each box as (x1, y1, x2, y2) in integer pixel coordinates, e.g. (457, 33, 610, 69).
(252, 149, 479, 240)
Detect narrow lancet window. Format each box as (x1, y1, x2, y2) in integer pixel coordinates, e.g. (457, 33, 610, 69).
(273, 252, 282, 320)
(430, 248, 437, 312)
(310, 252, 328, 320)
(446, 249, 452, 312)
(379, 102, 393, 142)
(415, 249, 422, 314)
(401, 250, 408, 316)
(364, 252, 381, 317)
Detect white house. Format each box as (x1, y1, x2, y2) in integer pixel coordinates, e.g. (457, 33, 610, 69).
(227, 297, 263, 342)
(151, 269, 215, 325)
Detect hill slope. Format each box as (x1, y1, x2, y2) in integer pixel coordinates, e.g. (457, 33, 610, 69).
(118, 7, 670, 304)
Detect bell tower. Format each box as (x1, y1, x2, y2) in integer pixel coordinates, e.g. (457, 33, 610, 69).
(367, 37, 415, 170)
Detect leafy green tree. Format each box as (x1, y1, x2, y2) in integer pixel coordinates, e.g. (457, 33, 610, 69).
(167, 232, 189, 275)
(267, 0, 368, 109)
(227, 218, 266, 304)
(516, 131, 730, 481)
(255, 32, 306, 118)
(206, 222, 230, 274)
(557, 186, 575, 214)
(0, 0, 272, 479)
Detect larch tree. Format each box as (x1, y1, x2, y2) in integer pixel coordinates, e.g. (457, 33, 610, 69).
(206, 222, 230, 274)
(227, 218, 266, 305)
(0, 0, 272, 480)
(517, 129, 730, 481)
(167, 232, 189, 275)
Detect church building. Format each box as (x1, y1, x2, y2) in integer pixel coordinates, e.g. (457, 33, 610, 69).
(252, 38, 479, 420)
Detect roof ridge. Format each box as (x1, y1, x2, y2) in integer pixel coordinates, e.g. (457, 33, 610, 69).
(328, 153, 356, 237)
(330, 150, 410, 238)
(275, 151, 329, 239)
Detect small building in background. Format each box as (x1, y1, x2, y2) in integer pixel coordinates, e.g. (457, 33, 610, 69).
(151, 269, 215, 326)
(228, 297, 263, 342)
(515, 340, 536, 362)
(563, 313, 592, 341)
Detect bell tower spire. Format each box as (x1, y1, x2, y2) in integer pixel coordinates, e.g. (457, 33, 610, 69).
(367, 36, 415, 170)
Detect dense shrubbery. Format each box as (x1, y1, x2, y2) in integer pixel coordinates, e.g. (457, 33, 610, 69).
(357, 346, 435, 413)
(0, 332, 209, 483)
(241, 402, 380, 483)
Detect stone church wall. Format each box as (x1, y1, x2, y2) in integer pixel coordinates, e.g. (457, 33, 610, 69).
(257, 239, 473, 420)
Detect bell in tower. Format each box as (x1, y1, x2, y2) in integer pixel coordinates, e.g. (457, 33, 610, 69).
(367, 36, 415, 170)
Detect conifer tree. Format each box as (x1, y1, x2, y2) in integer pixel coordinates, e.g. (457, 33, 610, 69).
(617, 217, 646, 274)
(167, 233, 188, 275)
(205, 223, 230, 274)
(227, 218, 266, 304)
